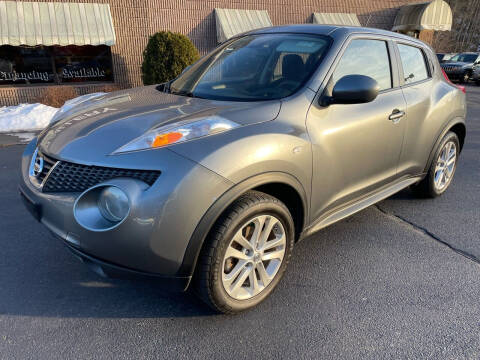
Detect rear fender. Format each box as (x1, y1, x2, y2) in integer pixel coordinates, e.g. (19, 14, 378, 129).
(424, 117, 466, 173)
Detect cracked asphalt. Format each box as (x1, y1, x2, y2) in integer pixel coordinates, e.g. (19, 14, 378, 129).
(0, 85, 479, 359)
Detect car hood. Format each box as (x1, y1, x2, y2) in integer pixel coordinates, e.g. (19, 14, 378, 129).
(38, 85, 281, 160)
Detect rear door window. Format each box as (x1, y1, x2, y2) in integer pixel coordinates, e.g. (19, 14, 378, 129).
(397, 44, 429, 84)
(332, 39, 392, 91)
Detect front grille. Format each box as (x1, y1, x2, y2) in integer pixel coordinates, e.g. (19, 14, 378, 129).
(42, 158, 161, 193)
(442, 66, 459, 73)
(37, 153, 57, 183)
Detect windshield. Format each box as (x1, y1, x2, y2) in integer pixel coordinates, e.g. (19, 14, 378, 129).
(449, 53, 478, 63)
(168, 34, 331, 101)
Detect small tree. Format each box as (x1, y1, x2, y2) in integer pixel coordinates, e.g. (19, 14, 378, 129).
(142, 31, 200, 85)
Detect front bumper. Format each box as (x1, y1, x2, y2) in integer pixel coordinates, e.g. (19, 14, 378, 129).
(66, 242, 191, 290)
(20, 138, 233, 283)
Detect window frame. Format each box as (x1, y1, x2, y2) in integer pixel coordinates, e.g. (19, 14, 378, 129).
(0, 44, 115, 88)
(324, 34, 402, 97)
(394, 41, 432, 88)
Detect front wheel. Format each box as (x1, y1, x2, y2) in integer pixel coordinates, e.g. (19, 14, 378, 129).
(459, 71, 470, 83)
(194, 191, 294, 314)
(411, 131, 460, 198)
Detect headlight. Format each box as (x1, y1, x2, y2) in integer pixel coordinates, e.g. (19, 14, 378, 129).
(113, 116, 239, 154)
(98, 186, 130, 222)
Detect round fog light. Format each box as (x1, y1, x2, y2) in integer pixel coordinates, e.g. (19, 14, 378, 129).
(98, 186, 129, 222)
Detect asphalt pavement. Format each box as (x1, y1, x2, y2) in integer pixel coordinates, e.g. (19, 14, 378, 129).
(0, 85, 479, 359)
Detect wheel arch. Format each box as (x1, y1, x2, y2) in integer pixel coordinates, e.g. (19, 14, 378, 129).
(424, 117, 466, 173)
(178, 172, 309, 279)
(450, 122, 466, 151)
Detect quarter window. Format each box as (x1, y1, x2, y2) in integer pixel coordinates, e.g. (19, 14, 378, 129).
(332, 39, 392, 91)
(397, 44, 429, 84)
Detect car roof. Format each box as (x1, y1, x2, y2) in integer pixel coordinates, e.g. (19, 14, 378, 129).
(246, 24, 426, 46)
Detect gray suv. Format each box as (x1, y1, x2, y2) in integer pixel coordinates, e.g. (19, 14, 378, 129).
(20, 25, 466, 313)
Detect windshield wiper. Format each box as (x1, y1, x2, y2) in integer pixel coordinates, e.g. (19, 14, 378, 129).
(170, 89, 207, 99)
(169, 88, 195, 97)
(175, 90, 195, 97)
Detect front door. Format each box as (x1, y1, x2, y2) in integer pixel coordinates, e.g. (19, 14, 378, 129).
(307, 37, 407, 222)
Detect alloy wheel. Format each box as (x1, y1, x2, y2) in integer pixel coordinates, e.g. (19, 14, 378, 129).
(221, 214, 286, 300)
(434, 140, 457, 191)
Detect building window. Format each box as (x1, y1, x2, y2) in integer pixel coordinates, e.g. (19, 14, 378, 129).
(0, 45, 114, 86)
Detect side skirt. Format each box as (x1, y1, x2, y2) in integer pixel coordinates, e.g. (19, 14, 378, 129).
(301, 176, 423, 239)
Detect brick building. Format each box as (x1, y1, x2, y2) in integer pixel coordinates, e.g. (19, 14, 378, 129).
(0, 0, 452, 106)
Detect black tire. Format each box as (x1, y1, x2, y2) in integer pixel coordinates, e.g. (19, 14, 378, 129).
(411, 131, 460, 198)
(193, 190, 295, 314)
(476, 80, 480, 86)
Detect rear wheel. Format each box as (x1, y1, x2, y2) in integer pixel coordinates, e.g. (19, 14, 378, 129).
(411, 131, 459, 198)
(194, 191, 294, 314)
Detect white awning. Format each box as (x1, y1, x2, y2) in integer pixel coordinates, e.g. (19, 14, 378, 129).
(215, 8, 272, 43)
(0, 1, 116, 46)
(392, 0, 452, 32)
(312, 12, 361, 26)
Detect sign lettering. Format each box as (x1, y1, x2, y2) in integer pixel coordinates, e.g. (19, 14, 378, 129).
(0, 70, 50, 82)
(62, 67, 106, 79)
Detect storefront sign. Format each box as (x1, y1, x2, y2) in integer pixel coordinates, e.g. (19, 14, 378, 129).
(62, 67, 106, 79)
(0, 70, 50, 82)
(0, 44, 114, 85)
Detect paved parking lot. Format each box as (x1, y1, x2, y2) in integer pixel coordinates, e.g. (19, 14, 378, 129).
(0, 85, 479, 359)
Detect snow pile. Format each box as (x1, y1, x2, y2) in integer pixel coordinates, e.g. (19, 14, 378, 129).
(0, 103, 58, 132)
(0, 92, 107, 133)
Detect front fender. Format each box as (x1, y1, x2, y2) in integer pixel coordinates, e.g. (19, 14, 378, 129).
(177, 171, 308, 278)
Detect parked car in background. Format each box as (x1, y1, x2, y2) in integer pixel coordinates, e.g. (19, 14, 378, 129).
(473, 61, 480, 85)
(436, 52, 456, 63)
(19, 25, 467, 313)
(441, 52, 480, 83)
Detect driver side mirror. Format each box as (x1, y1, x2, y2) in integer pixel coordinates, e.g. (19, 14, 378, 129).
(321, 75, 380, 106)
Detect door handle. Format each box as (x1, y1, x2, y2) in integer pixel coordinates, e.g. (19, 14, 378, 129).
(389, 109, 405, 123)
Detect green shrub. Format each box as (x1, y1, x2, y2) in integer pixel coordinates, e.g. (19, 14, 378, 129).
(142, 31, 200, 85)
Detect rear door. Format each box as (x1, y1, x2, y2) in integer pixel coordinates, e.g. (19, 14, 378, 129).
(306, 36, 407, 221)
(394, 42, 435, 176)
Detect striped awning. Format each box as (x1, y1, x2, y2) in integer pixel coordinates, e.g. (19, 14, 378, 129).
(392, 0, 452, 32)
(214, 8, 272, 43)
(312, 13, 361, 26)
(0, 1, 116, 46)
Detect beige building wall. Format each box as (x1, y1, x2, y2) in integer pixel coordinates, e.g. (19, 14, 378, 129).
(0, 0, 425, 106)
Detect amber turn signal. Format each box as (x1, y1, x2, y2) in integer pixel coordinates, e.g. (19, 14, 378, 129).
(152, 132, 183, 147)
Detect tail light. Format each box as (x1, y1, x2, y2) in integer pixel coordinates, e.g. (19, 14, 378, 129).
(441, 68, 466, 94)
